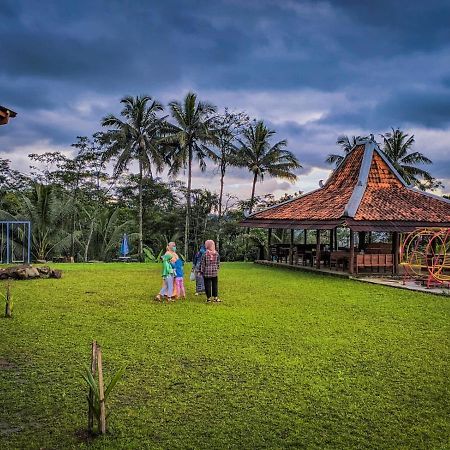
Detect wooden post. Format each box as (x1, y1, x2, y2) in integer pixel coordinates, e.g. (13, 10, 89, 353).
(88, 341, 97, 432)
(316, 229, 321, 269)
(289, 229, 294, 265)
(358, 232, 366, 251)
(303, 229, 307, 245)
(349, 229, 355, 274)
(4, 282, 12, 318)
(97, 346, 106, 435)
(334, 227, 338, 250)
(267, 228, 272, 261)
(392, 231, 399, 274)
(329, 229, 334, 251)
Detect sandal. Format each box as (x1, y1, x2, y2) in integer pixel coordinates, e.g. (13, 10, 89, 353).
(214, 297, 222, 303)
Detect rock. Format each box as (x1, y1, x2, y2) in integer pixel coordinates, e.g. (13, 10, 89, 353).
(25, 267, 40, 279)
(14, 267, 28, 280)
(0, 265, 62, 280)
(50, 269, 62, 279)
(36, 266, 50, 277)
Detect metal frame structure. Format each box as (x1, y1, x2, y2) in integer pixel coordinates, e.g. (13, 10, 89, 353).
(400, 228, 450, 288)
(0, 221, 32, 264)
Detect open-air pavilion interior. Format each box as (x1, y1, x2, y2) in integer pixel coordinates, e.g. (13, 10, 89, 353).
(241, 137, 450, 279)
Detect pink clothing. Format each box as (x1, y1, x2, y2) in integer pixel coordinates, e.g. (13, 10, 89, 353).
(175, 277, 186, 298)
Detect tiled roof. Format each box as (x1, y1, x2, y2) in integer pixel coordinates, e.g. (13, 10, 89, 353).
(243, 139, 450, 230)
(250, 146, 364, 221)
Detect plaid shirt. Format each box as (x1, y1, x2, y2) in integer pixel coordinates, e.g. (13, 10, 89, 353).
(200, 252, 220, 278)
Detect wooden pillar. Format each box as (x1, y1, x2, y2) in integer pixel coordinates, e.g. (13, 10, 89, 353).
(267, 228, 272, 261)
(303, 229, 307, 245)
(329, 228, 334, 251)
(316, 229, 321, 269)
(289, 229, 294, 265)
(358, 231, 366, 251)
(392, 231, 399, 274)
(334, 227, 338, 250)
(349, 229, 355, 274)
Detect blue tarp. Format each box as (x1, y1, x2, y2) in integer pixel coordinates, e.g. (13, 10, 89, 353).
(120, 233, 130, 257)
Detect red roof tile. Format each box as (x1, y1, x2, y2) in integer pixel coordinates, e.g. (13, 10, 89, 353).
(242, 139, 450, 230)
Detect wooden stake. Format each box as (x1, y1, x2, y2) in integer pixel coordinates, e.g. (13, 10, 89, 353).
(88, 341, 97, 432)
(97, 346, 106, 434)
(5, 282, 12, 318)
(316, 229, 321, 269)
(349, 230, 355, 274)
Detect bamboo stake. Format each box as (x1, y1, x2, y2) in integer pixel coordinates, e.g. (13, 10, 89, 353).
(88, 341, 97, 432)
(5, 282, 12, 318)
(97, 346, 106, 434)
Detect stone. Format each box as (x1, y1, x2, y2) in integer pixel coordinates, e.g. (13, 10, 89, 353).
(24, 267, 40, 279)
(50, 269, 62, 279)
(0, 265, 62, 280)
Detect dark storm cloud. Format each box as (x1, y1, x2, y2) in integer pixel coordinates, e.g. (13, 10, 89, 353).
(1, 0, 450, 192)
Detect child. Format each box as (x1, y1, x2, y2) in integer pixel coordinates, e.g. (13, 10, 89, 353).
(200, 239, 221, 303)
(154, 253, 175, 302)
(173, 257, 186, 299)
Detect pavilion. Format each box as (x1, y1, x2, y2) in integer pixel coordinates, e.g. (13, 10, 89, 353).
(0, 105, 17, 125)
(241, 137, 450, 274)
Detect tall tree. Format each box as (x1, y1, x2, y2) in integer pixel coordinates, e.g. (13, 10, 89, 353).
(325, 135, 368, 167)
(381, 128, 437, 189)
(164, 92, 217, 259)
(209, 110, 249, 218)
(237, 121, 301, 213)
(101, 95, 166, 260)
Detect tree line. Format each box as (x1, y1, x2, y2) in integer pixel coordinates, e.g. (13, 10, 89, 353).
(0, 92, 444, 263)
(1, 92, 301, 262)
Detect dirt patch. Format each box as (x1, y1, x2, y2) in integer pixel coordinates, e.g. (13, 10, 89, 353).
(0, 422, 23, 436)
(74, 428, 98, 444)
(0, 358, 17, 370)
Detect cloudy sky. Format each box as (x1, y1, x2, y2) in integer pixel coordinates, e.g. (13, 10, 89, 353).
(1, 0, 450, 198)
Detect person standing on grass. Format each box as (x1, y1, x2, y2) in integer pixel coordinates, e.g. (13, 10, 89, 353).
(193, 244, 206, 295)
(173, 256, 186, 299)
(155, 253, 175, 302)
(155, 242, 178, 302)
(200, 239, 221, 303)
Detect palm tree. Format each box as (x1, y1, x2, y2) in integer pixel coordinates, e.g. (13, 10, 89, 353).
(237, 121, 301, 213)
(21, 183, 73, 261)
(381, 128, 435, 188)
(101, 95, 166, 260)
(163, 92, 217, 259)
(326, 135, 368, 167)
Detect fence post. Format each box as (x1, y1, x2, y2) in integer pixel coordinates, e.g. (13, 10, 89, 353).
(97, 346, 106, 434)
(88, 341, 97, 432)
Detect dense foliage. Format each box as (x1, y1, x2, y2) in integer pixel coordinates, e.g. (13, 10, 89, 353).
(0, 92, 302, 262)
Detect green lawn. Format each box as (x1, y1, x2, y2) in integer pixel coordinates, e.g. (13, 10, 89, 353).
(0, 263, 449, 449)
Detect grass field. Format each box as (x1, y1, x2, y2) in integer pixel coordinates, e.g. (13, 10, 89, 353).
(0, 262, 449, 449)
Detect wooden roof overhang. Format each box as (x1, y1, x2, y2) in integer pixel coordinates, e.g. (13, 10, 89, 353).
(0, 105, 17, 125)
(241, 137, 450, 232)
(239, 218, 341, 230)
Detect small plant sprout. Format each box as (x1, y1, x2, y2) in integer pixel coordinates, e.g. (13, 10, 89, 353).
(82, 343, 125, 434)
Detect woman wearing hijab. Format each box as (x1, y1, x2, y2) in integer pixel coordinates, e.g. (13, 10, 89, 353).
(199, 240, 221, 303)
(193, 244, 206, 295)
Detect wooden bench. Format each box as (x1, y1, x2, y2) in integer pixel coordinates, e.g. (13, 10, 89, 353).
(330, 251, 349, 270)
(355, 253, 394, 274)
